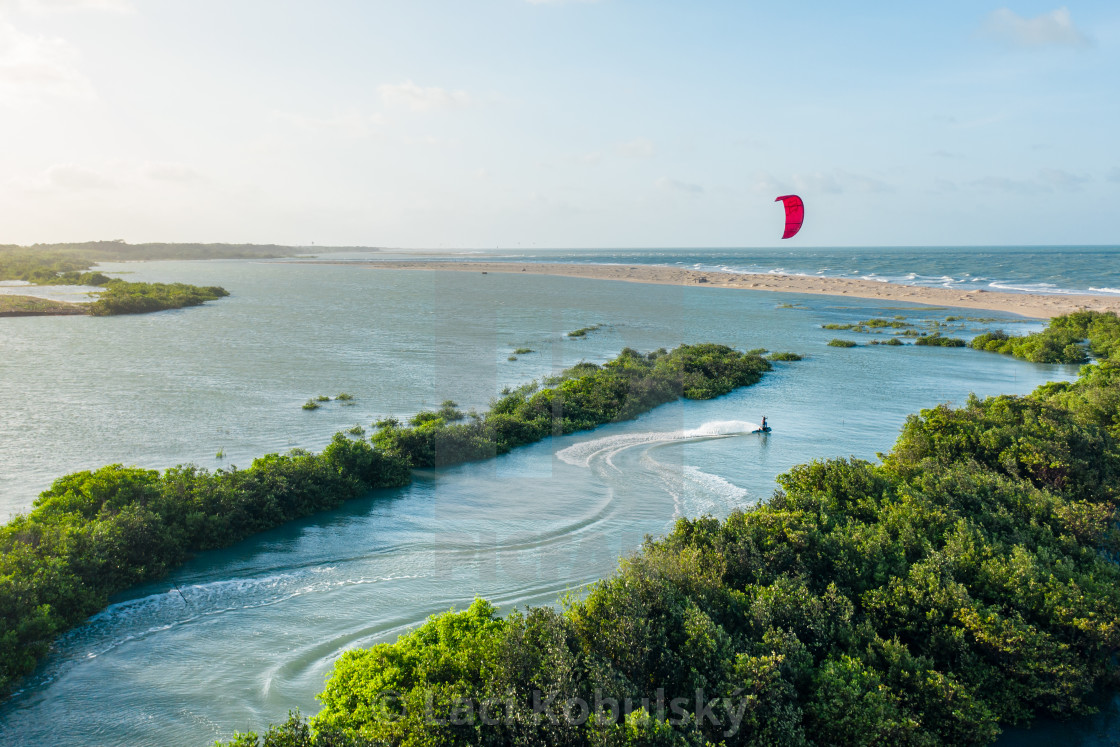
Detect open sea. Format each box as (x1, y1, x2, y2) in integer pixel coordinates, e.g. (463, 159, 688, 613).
(0, 247, 1117, 745)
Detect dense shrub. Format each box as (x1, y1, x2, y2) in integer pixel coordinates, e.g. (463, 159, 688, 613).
(231, 351, 1120, 746)
(88, 280, 229, 315)
(0, 435, 413, 695)
(0, 250, 229, 314)
(914, 335, 966, 347)
(968, 311, 1120, 364)
(373, 345, 772, 469)
(1, 344, 776, 699)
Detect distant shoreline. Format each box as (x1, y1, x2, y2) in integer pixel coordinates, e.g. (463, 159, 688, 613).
(324, 260, 1120, 319)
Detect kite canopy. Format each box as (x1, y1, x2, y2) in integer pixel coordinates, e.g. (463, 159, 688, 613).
(775, 195, 804, 239)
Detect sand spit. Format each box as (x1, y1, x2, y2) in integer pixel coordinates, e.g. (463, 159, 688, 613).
(315, 260, 1120, 319)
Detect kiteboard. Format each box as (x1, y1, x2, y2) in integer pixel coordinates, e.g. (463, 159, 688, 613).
(752, 425, 771, 434)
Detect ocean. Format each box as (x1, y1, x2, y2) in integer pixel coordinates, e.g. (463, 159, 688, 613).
(0, 250, 1113, 745)
(356, 244, 1120, 295)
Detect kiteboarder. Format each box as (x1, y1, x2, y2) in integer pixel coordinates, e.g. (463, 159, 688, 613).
(761, 416, 767, 430)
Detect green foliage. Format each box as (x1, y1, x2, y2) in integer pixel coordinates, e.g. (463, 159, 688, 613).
(0, 435, 412, 696)
(336, 393, 354, 401)
(1, 343, 773, 702)
(240, 357, 1120, 746)
(513, 348, 534, 355)
(0, 250, 93, 284)
(303, 400, 321, 411)
(87, 280, 229, 316)
(914, 335, 966, 347)
(968, 311, 1120, 364)
(824, 319, 911, 333)
(828, 339, 858, 348)
(373, 345, 773, 469)
(568, 324, 602, 338)
(0, 249, 230, 314)
(863, 318, 910, 328)
(869, 338, 905, 346)
(768, 351, 803, 361)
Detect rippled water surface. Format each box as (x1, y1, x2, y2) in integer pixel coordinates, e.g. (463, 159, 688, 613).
(0, 257, 1105, 745)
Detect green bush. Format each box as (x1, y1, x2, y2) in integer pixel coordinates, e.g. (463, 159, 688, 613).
(374, 345, 774, 469)
(827, 339, 857, 348)
(87, 280, 228, 315)
(567, 325, 602, 338)
(233, 357, 1120, 746)
(0, 435, 412, 695)
(914, 335, 966, 347)
(1, 344, 779, 699)
(968, 311, 1120, 364)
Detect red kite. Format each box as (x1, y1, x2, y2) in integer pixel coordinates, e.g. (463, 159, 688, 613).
(775, 195, 804, 239)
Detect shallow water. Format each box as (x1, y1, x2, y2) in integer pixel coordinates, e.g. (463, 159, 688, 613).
(0, 258, 1104, 745)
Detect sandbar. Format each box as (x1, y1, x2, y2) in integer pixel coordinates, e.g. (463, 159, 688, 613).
(326, 260, 1120, 319)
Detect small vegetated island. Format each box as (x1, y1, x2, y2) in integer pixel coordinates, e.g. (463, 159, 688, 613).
(220, 313, 1120, 747)
(971, 310, 1120, 364)
(0, 343, 775, 700)
(0, 241, 297, 316)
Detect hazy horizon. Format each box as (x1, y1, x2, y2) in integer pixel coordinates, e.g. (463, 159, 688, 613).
(1, 1, 1117, 247)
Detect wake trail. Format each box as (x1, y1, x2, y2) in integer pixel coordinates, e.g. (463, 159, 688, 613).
(556, 420, 761, 518)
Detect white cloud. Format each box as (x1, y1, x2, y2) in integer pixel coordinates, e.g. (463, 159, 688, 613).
(968, 169, 1090, 194)
(1106, 167, 1120, 184)
(834, 169, 892, 193)
(616, 138, 654, 158)
(42, 163, 114, 190)
(378, 80, 472, 112)
(0, 19, 95, 104)
(142, 162, 204, 184)
(751, 172, 788, 195)
(981, 7, 1091, 48)
(793, 172, 842, 194)
(969, 176, 1044, 194)
(8, 0, 132, 12)
(655, 177, 703, 195)
(272, 110, 385, 136)
(569, 151, 602, 165)
(1038, 168, 1088, 190)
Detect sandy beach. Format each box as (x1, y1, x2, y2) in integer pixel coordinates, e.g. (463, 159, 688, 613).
(329, 260, 1120, 319)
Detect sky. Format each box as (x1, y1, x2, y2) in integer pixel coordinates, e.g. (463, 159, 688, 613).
(0, 1, 1117, 248)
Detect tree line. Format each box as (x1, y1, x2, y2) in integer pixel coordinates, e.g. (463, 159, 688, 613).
(0, 344, 775, 699)
(221, 317, 1120, 746)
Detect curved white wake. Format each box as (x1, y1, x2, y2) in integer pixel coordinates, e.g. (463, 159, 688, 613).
(555, 420, 761, 468)
(555, 420, 759, 517)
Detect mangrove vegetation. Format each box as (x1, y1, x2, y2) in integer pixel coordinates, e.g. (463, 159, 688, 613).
(0, 246, 232, 316)
(0, 344, 775, 699)
(970, 310, 1120, 364)
(221, 348, 1120, 746)
(372, 345, 771, 469)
